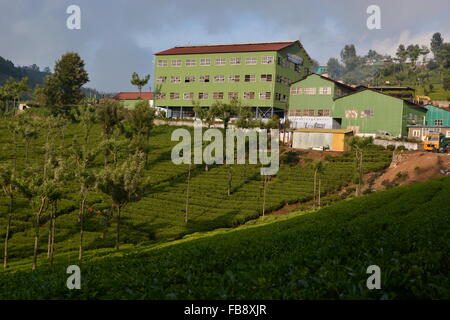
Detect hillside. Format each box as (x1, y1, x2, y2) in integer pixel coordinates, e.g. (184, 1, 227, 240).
(0, 56, 50, 88)
(0, 176, 448, 299)
(0, 120, 392, 264)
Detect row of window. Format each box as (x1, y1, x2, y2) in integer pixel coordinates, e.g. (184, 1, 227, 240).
(277, 57, 303, 72)
(290, 87, 332, 95)
(156, 74, 274, 84)
(157, 92, 274, 100)
(412, 128, 450, 137)
(345, 110, 375, 118)
(157, 56, 274, 67)
(288, 109, 331, 117)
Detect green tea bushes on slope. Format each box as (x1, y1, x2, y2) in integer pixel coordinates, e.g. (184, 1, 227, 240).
(0, 119, 392, 265)
(1, 177, 448, 299)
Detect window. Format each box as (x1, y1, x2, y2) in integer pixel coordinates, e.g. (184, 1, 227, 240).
(185, 76, 195, 83)
(230, 57, 241, 65)
(213, 92, 224, 99)
(245, 75, 256, 82)
(200, 58, 211, 66)
(170, 76, 180, 83)
(290, 87, 302, 95)
(361, 110, 374, 118)
(262, 56, 274, 64)
(277, 75, 290, 85)
(157, 60, 168, 67)
(171, 59, 181, 67)
(319, 87, 332, 95)
(183, 92, 194, 100)
(304, 110, 315, 116)
(260, 74, 272, 82)
(170, 92, 180, 100)
(198, 92, 208, 100)
(228, 75, 240, 82)
(199, 75, 210, 83)
(317, 109, 331, 116)
(156, 76, 167, 83)
(345, 110, 358, 118)
(156, 93, 166, 99)
(214, 75, 225, 83)
(259, 92, 271, 100)
(446, 131, 450, 138)
(228, 92, 239, 99)
(186, 59, 196, 66)
(275, 93, 281, 101)
(246, 57, 257, 65)
(289, 110, 302, 116)
(304, 88, 316, 95)
(412, 130, 421, 137)
(435, 119, 443, 126)
(243, 92, 255, 99)
(215, 58, 226, 65)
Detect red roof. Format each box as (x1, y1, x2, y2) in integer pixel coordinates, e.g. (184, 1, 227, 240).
(155, 41, 299, 55)
(113, 92, 153, 100)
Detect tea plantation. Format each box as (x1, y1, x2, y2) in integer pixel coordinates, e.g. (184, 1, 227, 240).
(0, 119, 392, 266)
(0, 176, 448, 299)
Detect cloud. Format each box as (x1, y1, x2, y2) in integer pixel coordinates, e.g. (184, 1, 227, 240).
(0, 0, 449, 91)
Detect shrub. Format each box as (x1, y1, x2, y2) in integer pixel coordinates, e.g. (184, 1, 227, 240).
(386, 145, 396, 151)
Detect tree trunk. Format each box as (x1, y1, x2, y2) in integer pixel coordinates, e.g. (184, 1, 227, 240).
(32, 198, 46, 271)
(25, 140, 30, 166)
(227, 166, 232, 196)
(3, 209, 12, 269)
(313, 169, 317, 208)
(318, 179, 321, 208)
(115, 205, 121, 250)
(50, 201, 56, 266)
(185, 164, 191, 223)
(78, 195, 86, 261)
(262, 175, 268, 217)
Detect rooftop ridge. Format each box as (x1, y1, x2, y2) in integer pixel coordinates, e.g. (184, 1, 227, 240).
(173, 40, 297, 48)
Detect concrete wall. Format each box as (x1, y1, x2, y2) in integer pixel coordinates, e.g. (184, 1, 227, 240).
(373, 139, 419, 150)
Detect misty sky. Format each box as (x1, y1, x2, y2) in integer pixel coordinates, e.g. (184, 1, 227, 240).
(1, 0, 449, 92)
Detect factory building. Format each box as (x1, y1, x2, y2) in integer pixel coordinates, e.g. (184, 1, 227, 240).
(153, 41, 313, 119)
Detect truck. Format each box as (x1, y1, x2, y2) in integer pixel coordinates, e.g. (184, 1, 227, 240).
(423, 133, 450, 153)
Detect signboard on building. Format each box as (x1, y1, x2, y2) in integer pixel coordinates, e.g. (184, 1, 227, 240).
(289, 116, 339, 129)
(287, 53, 303, 65)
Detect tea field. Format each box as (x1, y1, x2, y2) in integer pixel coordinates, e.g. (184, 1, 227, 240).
(0, 119, 392, 266)
(0, 176, 448, 299)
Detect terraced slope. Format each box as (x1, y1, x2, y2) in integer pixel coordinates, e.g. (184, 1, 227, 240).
(1, 177, 448, 299)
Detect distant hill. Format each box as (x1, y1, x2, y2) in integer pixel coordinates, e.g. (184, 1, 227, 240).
(0, 55, 51, 88)
(0, 55, 111, 98)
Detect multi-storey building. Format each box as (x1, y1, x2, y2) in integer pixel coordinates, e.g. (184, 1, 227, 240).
(153, 41, 313, 118)
(288, 73, 355, 129)
(288, 73, 427, 137)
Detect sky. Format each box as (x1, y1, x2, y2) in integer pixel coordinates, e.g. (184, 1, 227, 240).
(1, 0, 449, 92)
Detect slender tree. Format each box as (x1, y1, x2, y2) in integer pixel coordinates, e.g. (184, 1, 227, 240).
(0, 164, 16, 269)
(96, 98, 124, 166)
(130, 72, 150, 98)
(18, 119, 38, 166)
(96, 152, 145, 250)
(348, 136, 373, 196)
(72, 104, 98, 260)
